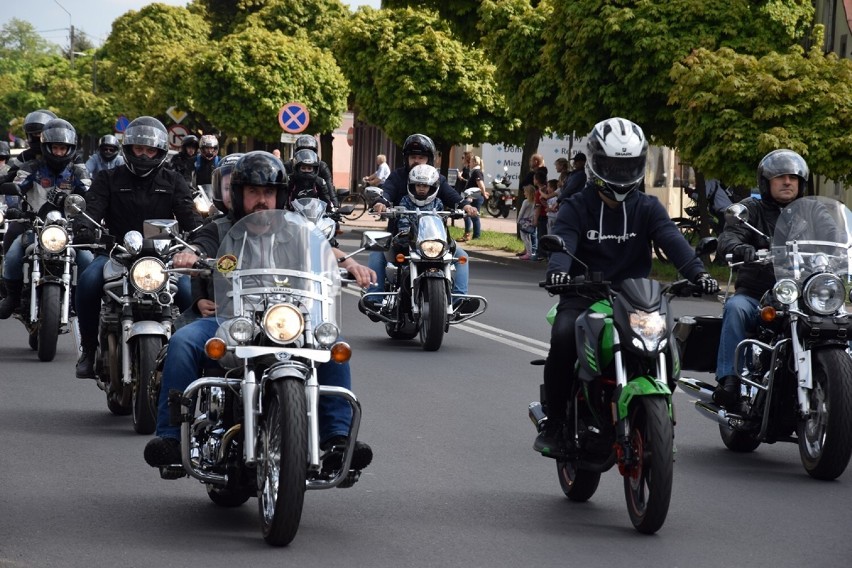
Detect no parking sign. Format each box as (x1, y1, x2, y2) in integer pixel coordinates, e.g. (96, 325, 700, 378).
(278, 102, 310, 134)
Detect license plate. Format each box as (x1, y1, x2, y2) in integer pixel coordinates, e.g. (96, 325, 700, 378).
(505, 198, 513, 205)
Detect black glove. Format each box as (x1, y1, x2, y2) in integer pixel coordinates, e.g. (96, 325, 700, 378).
(545, 271, 571, 293)
(73, 226, 94, 245)
(733, 244, 757, 263)
(5, 207, 23, 220)
(694, 272, 719, 294)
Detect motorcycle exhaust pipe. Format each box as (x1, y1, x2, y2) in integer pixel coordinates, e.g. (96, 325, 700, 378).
(677, 377, 715, 402)
(694, 400, 732, 426)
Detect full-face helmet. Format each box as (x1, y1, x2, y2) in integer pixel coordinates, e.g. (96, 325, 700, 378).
(295, 135, 318, 153)
(211, 153, 244, 213)
(97, 134, 120, 161)
(121, 116, 169, 177)
(23, 109, 57, 151)
(229, 151, 289, 219)
(587, 117, 648, 202)
(402, 134, 436, 165)
(291, 148, 320, 195)
(757, 149, 808, 200)
(180, 134, 199, 154)
(40, 118, 77, 172)
(199, 134, 219, 161)
(407, 164, 441, 207)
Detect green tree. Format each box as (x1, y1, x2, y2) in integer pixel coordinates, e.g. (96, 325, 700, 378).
(241, 0, 350, 50)
(669, 28, 852, 187)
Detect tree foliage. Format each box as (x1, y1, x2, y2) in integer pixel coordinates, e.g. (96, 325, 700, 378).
(241, 0, 349, 50)
(670, 27, 852, 186)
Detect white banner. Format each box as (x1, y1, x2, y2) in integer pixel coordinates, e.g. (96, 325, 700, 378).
(480, 133, 588, 190)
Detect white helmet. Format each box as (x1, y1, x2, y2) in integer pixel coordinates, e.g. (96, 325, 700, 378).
(407, 164, 440, 207)
(587, 117, 648, 202)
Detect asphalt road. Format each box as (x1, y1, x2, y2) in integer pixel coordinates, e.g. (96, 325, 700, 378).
(1, 233, 851, 567)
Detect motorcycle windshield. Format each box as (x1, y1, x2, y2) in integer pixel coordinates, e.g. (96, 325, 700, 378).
(772, 196, 852, 282)
(416, 213, 447, 243)
(213, 209, 341, 328)
(291, 197, 328, 225)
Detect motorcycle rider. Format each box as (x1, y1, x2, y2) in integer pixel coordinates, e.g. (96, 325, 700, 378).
(74, 116, 202, 378)
(169, 134, 199, 184)
(195, 134, 220, 185)
(369, 134, 479, 308)
(534, 117, 719, 456)
(209, 152, 244, 215)
(288, 148, 337, 210)
(285, 134, 338, 207)
(0, 118, 93, 319)
(143, 150, 374, 471)
(15, 109, 57, 165)
(712, 149, 810, 408)
(85, 135, 125, 178)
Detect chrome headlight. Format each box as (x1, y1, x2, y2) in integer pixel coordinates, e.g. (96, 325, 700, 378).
(44, 209, 63, 224)
(263, 303, 304, 344)
(40, 226, 69, 253)
(773, 279, 799, 305)
(419, 239, 446, 259)
(803, 273, 845, 315)
(629, 310, 667, 352)
(314, 322, 340, 347)
(130, 257, 167, 292)
(124, 230, 143, 255)
(228, 317, 255, 343)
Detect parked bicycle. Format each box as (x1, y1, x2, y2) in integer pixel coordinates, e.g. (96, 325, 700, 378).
(337, 183, 370, 221)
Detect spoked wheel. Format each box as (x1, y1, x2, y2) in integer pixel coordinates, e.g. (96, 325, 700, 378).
(557, 459, 601, 502)
(654, 218, 698, 263)
(418, 278, 447, 351)
(37, 284, 61, 362)
(106, 333, 131, 415)
(485, 197, 501, 217)
(257, 379, 307, 547)
(131, 336, 161, 435)
(798, 349, 852, 480)
(623, 397, 673, 534)
(340, 193, 367, 220)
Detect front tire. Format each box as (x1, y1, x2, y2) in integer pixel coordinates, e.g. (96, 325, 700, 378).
(106, 333, 131, 416)
(257, 379, 307, 547)
(624, 397, 673, 534)
(37, 284, 61, 362)
(131, 336, 161, 435)
(418, 278, 447, 351)
(798, 348, 852, 480)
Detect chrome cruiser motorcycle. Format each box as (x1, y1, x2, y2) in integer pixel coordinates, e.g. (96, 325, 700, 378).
(159, 209, 365, 547)
(358, 205, 487, 351)
(677, 197, 852, 480)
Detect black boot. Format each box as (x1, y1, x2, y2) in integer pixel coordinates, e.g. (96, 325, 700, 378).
(76, 340, 97, 379)
(0, 279, 23, 319)
(713, 375, 741, 408)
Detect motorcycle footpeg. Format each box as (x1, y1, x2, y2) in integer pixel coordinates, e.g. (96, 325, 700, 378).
(158, 465, 187, 480)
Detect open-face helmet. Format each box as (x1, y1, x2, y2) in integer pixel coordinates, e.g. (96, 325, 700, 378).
(757, 149, 808, 200)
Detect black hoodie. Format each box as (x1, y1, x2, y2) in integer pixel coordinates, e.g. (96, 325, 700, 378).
(548, 182, 705, 283)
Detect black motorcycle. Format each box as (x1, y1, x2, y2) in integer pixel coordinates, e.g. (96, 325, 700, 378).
(485, 166, 514, 218)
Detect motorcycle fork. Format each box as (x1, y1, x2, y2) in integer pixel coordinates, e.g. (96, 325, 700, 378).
(789, 319, 814, 414)
(27, 252, 40, 324)
(120, 287, 133, 384)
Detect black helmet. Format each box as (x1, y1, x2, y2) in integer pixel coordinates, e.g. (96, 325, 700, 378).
(121, 116, 169, 177)
(757, 149, 808, 200)
(23, 109, 57, 150)
(98, 134, 120, 161)
(295, 135, 318, 152)
(0, 141, 10, 160)
(181, 134, 199, 151)
(40, 118, 77, 172)
(587, 117, 648, 202)
(229, 151, 289, 219)
(211, 152, 244, 213)
(291, 148, 319, 195)
(402, 133, 436, 165)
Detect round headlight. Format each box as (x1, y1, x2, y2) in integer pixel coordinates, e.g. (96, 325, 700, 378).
(773, 279, 799, 305)
(419, 240, 446, 259)
(263, 303, 304, 344)
(314, 322, 340, 346)
(228, 317, 255, 343)
(803, 273, 845, 315)
(130, 258, 167, 292)
(40, 225, 69, 253)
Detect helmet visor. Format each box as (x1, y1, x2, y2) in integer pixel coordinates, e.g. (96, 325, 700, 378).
(591, 154, 645, 187)
(124, 124, 168, 151)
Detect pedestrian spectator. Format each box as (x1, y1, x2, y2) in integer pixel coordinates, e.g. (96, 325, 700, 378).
(272, 148, 281, 159)
(546, 179, 560, 234)
(516, 184, 537, 260)
(168, 135, 199, 184)
(517, 153, 545, 213)
(554, 157, 570, 189)
(455, 151, 471, 193)
(557, 152, 587, 203)
(460, 155, 488, 242)
(532, 169, 553, 260)
(85, 135, 124, 178)
(363, 154, 391, 187)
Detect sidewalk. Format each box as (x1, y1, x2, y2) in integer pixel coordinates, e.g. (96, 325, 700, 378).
(339, 211, 538, 266)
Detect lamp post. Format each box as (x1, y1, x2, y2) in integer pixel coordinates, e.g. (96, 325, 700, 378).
(53, 0, 74, 68)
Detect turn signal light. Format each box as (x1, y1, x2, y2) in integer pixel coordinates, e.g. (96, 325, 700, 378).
(760, 306, 777, 322)
(395, 253, 406, 263)
(205, 337, 227, 360)
(330, 341, 352, 363)
(457, 255, 468, 265)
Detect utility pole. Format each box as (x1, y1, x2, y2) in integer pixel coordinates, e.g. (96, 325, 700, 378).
(70, 25, 75, 68)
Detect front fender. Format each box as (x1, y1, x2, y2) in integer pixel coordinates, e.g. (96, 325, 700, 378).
(616, 376, 672, 420)
(126, 320, 170, 342)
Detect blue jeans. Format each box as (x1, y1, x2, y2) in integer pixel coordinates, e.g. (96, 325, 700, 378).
(75, 254, 192, 346)
(3, 232, 93, 281)
(366, 247, 469, 296)
(464, 196, 484, 238)
(716, 293, 759, 380)
(155, 316, 352, 443)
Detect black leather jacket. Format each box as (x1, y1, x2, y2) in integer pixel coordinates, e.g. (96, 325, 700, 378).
(717, 196, 781, 300)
